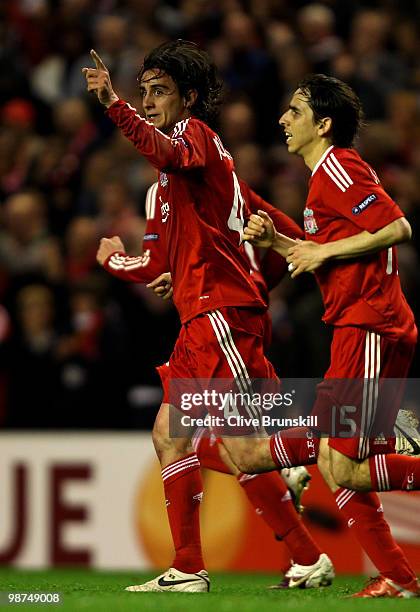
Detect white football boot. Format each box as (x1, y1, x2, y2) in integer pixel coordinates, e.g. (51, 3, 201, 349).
(394, 409, 420, 456)
(125, 567, 210, 593)
(281, 466, 311, 513)
(270, 553, 335, 589)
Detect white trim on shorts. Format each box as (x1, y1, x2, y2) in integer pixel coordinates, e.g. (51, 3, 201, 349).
(206, 310, 260, 420)
(358, 331, 381, 459)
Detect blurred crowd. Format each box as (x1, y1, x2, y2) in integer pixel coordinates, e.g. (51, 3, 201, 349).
(0, 0, 419, 428)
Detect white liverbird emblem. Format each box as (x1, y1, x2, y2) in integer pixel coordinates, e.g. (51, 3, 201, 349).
(303, 207, 319, 234)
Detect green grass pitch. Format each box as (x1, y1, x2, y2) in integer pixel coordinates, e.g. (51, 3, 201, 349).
(0, 569, 418, 611)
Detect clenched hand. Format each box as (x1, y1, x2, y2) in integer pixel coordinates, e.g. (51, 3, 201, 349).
(97, 236, 125, 265)
(242, 210, 275, 248)
(147, 273, 173, 300)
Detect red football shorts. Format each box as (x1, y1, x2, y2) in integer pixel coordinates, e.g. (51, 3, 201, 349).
(312, 326, 416, 459)
(156, 307, 278, 435)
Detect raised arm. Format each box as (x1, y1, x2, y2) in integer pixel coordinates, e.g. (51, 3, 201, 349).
(83, 50, 207, 171)
(82, 49, 119, 108)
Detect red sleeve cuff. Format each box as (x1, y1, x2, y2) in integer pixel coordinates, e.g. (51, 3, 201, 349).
(103, 250, 125, 269)
(105, 99, 125, 116)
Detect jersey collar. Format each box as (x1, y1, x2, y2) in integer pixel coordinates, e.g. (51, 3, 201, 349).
(311, 145, 334, 176)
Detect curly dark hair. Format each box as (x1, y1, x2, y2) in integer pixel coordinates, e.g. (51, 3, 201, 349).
(297, 74, 364, 147)
(138, 40, 223, 125)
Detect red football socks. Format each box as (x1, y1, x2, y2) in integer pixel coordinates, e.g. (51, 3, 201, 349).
(335, 488, 415, 584)
(270, 428, 319, 469)
(238, 472, 321, 566)
(194, 429, 321, 566)
(369, 454, 420, 491)
(193, 430, 232, 474)
(161, 453, 205, 573)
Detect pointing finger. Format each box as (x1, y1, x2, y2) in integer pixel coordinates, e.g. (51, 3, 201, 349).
(90, 49, 107, 71)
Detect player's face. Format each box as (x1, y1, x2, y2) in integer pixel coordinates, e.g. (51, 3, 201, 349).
(279, 90, 322, 158)
(139, 70, 190, 134)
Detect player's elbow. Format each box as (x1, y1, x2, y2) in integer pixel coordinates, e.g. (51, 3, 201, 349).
(393, 217, 412, 243)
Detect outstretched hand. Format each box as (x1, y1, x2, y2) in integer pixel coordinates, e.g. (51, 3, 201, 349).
(82, 49, 119, 108)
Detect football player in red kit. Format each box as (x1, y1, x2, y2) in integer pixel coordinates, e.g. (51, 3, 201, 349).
(98, 179, 335, 590)
(84, 41, 316, 592)
(244, 74, 420, 598)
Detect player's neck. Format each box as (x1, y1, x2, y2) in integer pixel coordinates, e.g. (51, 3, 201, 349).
(303, 140, 333, 173)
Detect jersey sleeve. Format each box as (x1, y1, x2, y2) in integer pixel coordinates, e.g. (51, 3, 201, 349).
(253, 195, 304, 240)
(243, 182, 304, 290)
(103, 183, 168, 284)
(106, 101, 207, 171)
(320, 152, 404, 232)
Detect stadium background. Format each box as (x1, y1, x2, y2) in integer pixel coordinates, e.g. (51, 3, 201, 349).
(0, 0, 419, 574)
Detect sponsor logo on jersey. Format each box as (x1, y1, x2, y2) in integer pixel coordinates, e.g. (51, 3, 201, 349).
(143, 233, 159, 241)
(159, 172, 168, 187)
(303, 207, 319, 234)
(352, 193, 377, 215)
(160, 196, 170, 223)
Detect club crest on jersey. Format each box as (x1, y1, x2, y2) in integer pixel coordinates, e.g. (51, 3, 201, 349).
(159, 172, 168, 187)
(303, 207, 319, 234)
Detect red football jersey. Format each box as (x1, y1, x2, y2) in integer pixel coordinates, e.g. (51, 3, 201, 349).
(306, 145, 416, 340)
(103, 176, 303, 303)
(106, 101, 265, 322)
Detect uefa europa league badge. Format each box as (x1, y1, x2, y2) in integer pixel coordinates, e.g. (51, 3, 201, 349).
(303, 207, 319, 234)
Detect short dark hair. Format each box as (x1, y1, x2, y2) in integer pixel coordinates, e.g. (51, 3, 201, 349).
(138, 40, 223, 124)
(297, 74, 363, 147)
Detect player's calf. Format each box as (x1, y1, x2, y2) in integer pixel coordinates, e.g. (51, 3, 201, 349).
(152, 402, 194, 466)
(221, 436, 275, 474)
(329, 448, 371, 491)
